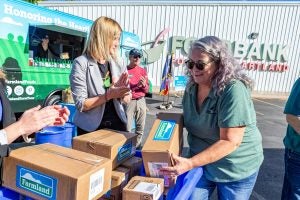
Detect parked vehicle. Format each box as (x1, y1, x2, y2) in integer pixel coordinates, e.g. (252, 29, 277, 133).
(0, 0, 143, 115)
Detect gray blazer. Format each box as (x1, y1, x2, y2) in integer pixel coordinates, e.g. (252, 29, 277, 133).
(70, 54, 127, 132)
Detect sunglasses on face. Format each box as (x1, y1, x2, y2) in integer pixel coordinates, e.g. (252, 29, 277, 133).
(185, 59, 215, 70)
(133, 55, 141, 59)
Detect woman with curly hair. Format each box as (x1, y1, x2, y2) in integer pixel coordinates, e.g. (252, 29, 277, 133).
(161, 36, 263, 200)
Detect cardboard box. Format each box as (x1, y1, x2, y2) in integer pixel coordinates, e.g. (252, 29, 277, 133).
(100, 166, 130, 200)
(73, 129, 137, 169)
(141, 113, 183, 186)
(123, 176, 164, 200)
(120, 156, 143, 179)
(2, 143, 112, 200)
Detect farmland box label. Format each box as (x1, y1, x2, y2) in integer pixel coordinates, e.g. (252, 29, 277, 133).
(153, 120, 175, 141)
(16, 165, 57, 200)
(118, 141, 133, 161)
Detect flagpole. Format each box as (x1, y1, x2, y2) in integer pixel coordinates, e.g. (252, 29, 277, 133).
(159, 53, 170, 109)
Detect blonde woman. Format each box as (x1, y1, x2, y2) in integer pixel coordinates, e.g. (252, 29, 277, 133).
(70, 16, 131, 135)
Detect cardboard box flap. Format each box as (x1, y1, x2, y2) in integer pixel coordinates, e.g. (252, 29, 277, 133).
(9, 143, 110, 177)
(74, 129, 136, 147)
(111, 170, 127, 187)
(156, 112, 183, 122)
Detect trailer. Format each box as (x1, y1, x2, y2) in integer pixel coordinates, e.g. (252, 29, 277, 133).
(0, 0, 93, 114)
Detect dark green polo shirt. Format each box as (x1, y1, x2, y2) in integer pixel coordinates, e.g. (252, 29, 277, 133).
(183, 80, 263, 182)
(283, 78, 300, 153)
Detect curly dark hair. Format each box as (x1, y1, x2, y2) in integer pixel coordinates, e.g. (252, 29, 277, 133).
(186, 36, 254, 95)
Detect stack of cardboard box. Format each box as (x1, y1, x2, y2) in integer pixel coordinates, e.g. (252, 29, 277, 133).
(141, 113, 183, 187)
(2, 112, 183, 200)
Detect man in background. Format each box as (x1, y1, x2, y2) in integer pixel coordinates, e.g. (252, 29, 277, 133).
(126, 48, 149, 149)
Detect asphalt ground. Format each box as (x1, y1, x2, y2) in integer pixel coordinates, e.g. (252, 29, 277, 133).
(143, 94, 287, 200)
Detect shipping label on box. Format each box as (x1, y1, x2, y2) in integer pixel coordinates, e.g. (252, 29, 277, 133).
(133, 181, 161, 200)
(123, 176, 164, 200)
(89, 168, 105, 200)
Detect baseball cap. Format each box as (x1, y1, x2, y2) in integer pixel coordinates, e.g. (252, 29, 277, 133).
(129, 48, 142, 58)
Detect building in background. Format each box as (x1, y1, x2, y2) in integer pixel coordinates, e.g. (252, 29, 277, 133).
(39, 0, 300, 96)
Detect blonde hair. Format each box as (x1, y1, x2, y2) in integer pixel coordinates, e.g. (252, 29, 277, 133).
(83, 16, 122, 61)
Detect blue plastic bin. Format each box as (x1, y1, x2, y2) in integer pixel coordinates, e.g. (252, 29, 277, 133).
(35, 126, 66, 147)
(59, 103, 76, 123)
(135, 150, 146, 176)
(166, 166, 203, 200)
(62, 122, 75, 148)
(135, 150, 202, 199)
(0, 186, 20, 200)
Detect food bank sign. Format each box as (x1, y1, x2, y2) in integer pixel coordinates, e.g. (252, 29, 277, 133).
(169, 36, 289, 72)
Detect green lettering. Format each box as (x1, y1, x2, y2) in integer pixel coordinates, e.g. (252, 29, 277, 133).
(170, 36, 185, 53)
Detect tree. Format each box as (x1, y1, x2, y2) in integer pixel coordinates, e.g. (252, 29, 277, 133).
(23, 0, 41, 4)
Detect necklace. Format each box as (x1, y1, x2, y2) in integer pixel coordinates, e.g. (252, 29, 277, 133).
(98, 62, 111, 89)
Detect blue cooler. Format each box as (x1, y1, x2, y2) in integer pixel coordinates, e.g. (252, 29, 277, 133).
(63, 122, 76, 147)
(35, 126, 66, 147)
(166, 167, 203, 200)
(135, 150, 146, 176)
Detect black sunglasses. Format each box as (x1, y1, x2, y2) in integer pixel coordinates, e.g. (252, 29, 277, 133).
(185, 59, 215, 70)
(133, 55, 141, 59)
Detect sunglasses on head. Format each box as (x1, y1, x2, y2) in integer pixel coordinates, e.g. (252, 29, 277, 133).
(185, 59, 215, 70)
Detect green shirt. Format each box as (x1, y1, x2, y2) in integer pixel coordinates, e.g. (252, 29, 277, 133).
(283, 78, 300, 153)
(183, 80, 263, 182)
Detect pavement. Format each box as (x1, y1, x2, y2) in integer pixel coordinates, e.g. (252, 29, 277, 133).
(142, 93, 287, 200)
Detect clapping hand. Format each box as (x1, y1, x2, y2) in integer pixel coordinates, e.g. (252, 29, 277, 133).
(114, 72, 129, 87)
(107, 86, 131, 99)
(138, 76, 147, 88)
(19, 105, 70, 136)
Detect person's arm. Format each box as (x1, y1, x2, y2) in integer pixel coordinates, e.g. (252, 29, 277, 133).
(161, 81, 253, 176)
(3, 105, 69, 144)
(160, 126, 245, 176)
(284, 78, 300, 134)
(286, 114, 300, 134)
(48, 45, 60, 58)
(82, 86, 130, 111)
